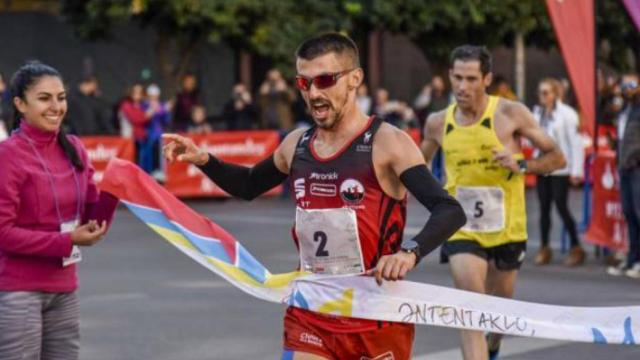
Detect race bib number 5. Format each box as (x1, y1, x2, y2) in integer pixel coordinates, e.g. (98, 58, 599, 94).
(295, 207, 365, 275)
(456, 186, 505, 233)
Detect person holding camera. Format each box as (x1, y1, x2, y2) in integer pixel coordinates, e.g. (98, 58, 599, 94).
(258, 69, 295, 130)
(222, 83, 258, 130)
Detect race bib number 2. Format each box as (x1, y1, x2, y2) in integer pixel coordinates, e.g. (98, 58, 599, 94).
(456, 186, 505, 233)
(295, 207, 365, 275)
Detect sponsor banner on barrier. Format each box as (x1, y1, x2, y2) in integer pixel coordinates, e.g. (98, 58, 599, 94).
(101, 158, 640, 346)
(584, 150, 628, 251)
(80, 136, 135, 184)
(165, 131, 282, 197)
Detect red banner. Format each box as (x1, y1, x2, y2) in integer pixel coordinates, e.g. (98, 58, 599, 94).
(80, 136, 135, 184)
(407, 128, 421, 145)
(584, 151, 628, 251)
(623, 0, 640, 32)
(165, 131, 282, 197)
(546, 0, 595, 136)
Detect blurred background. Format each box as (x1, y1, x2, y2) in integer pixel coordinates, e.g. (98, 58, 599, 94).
(0, 1, 639, 358)
(0, 0, 637, 127)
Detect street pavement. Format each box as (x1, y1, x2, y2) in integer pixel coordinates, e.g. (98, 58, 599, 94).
(78, 189, 640, 359)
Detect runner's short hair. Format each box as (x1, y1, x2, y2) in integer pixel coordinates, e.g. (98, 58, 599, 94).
(296, 33, 360, 68)
(450, 45, 492, 75)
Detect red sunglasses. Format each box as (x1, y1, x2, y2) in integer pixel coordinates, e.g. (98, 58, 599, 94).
(295, 69, 355, 91)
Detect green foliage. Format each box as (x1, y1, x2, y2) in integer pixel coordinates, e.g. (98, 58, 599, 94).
(61, 0, 639, 76)
(597, 0, 640, 71)
(362, 0, 637, 71)
(364, 0, 552, 66)
(245, 1, 354, 71)
(61, 0, 355, 69)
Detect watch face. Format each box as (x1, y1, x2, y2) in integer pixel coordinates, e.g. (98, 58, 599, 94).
(402, 240, 419, 251)
(518, 160, 527, 172)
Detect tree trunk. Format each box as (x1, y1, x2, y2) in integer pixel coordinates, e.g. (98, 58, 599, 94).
(154, 34, 177, 97)
(154, 33, 202, 99)
(514, 31, 526, 101)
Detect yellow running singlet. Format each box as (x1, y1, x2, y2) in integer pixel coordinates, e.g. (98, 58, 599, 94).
(442, 96, 527, 247)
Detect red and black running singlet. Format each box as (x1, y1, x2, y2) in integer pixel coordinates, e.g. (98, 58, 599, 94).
(287, 116, 408, 332)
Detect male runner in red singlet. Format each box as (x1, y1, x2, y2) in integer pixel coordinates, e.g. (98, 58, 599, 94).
(163, 33, 466, 360)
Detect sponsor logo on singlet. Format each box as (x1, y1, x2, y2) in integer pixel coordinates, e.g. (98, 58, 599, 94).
(309, 172, 338, 181)
(310, 183, 337, 197)
(296, 133, 312, 154)
(356, 130, 374, 152)
(294, 178, 306, 199)
(364, 131, 373, 144)
(300, 132, 311, 144)
(356, 144, 372, 152)
(339, 179, 365, 204)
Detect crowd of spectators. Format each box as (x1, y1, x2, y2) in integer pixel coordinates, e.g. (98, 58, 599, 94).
(0, 68, 457, 148)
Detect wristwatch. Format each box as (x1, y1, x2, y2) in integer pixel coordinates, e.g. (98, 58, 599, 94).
(517, 159, 528, 174)
(400, 239, 421, 265)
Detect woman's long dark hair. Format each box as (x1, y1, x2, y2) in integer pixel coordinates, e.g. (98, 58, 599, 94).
(9, 61, 83, 170)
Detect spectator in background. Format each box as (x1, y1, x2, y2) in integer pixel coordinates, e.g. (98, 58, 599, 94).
(491, 75, 517, 100)
(187, 105, 213, 134)
(173, 73, 199, 132)
(599, 76, 624, 127)
(258, 69, 295, 130)
(118, 83, 150, 166)
(0, 73, 11, 141)
(371, 88, 418, 129)
(383, 101, 419, 129)
(608, 74, 640, 278)
(414, 75, 450, 129)
(222, 83, 258, 130)
(532, 78, 586, 267)
(66, 76, 115, 136)
(372, 87, 390, 118)
(141, 84, 171, 181)
(356, 84, 372, 115)
(559, 77, 578, 109)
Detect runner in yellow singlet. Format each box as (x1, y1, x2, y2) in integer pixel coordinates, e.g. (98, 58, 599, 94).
(421, 46, 566, 360)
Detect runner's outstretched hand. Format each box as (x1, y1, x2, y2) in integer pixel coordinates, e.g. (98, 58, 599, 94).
(162, 133, 209, 165)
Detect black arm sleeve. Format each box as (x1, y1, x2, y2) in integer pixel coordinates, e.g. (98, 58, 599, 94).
(400, 164, 467, 260)
(197, 154, 288, 201)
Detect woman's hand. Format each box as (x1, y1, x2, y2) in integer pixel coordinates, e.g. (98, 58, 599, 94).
(71, 220, 108, 247)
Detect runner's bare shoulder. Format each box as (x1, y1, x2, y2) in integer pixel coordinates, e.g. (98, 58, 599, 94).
(375, 122, 416, 148)
(497, 98, 534, 126)
(374, 122, 423, 169)
(423, 109, 447, 143)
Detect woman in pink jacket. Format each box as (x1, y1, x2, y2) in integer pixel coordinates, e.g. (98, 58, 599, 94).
(0, 62, 118, 360)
